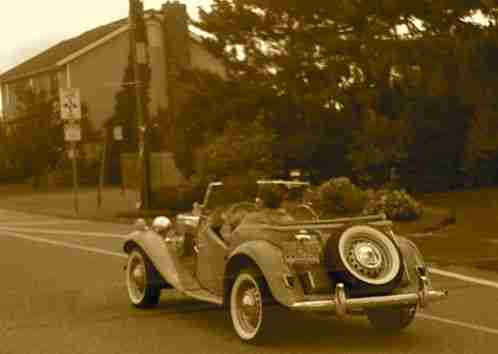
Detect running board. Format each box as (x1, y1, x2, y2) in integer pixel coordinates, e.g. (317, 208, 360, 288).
(183, 288, 223, 305)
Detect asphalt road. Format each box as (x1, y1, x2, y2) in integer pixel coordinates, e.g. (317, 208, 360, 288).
(1, 209, 497, 354)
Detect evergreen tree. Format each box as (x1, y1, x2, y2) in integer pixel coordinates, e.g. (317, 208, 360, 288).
(187, 0, 498, 188)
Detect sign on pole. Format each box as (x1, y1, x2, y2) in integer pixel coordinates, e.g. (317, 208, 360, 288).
(64, 124, 82, 142)
(59, 88, 82, 121)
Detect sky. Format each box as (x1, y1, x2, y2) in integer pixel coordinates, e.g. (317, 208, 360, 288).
(0, 1, 213, 112)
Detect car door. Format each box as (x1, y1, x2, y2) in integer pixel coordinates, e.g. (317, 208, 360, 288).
(195, 216, 228, 296)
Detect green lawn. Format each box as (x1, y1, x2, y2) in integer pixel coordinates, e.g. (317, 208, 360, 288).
(399, 187, 498, 270)
(417, 187, 498, 240)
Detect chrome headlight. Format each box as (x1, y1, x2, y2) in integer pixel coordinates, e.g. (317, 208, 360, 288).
(152, 216, 172, 235)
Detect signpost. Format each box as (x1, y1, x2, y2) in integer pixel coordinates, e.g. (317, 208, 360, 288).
(60, 88, 82, 215)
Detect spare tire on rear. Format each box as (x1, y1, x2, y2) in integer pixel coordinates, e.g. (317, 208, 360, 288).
(325, 225, 404, 297)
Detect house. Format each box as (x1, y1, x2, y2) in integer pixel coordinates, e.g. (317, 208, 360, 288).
(0, 1, 225, 131)
(0, 1, 226, 189)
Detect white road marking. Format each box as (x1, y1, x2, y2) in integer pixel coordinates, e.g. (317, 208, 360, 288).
(0, 226, 126, 239)
(429, 268, 498, 290)
(1, 230, 127, 258)
(0, 220, 89, 227)
(418, 313, 498, 336)
(3, 227, 498, 336)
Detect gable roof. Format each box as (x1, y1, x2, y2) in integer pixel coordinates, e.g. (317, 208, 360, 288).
(0, 11, 167, 84)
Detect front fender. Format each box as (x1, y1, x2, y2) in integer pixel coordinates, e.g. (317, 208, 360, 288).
(227, 240, 301, 307)
(124, 230, 182, 289)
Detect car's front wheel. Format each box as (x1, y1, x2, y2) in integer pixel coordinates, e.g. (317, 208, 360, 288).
(126, 249, 161, 308)
(367, 305, 417, 331)
(230, 269, 270, 342)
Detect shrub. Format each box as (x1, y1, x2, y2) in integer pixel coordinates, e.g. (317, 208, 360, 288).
(313, 177, 366, 216)
(363, 189, 422, 221)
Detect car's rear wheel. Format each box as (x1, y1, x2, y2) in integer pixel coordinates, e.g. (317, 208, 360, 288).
(230, 269, 270, 342)
(126, 249, 160, 308)
(367, 305, 417, 331)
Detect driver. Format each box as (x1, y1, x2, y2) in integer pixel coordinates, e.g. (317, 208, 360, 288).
(244, 184, 295, 225)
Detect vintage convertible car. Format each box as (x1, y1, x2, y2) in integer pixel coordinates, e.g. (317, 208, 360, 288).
(123, 180, 447, 342)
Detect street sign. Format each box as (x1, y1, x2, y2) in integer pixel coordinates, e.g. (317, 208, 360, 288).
(64, 124, 82, 142)
(59, 88, 82, 121)
(113, 126, 123, 141)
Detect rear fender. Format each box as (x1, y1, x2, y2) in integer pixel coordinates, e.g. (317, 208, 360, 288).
(395, 235, 428, 291)
(124, 230, 182, 289)
(226, 240, 301, 307)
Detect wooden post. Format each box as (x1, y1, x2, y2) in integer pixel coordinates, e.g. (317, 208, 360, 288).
(71, 141, 79, 215)
(97, 133, 107, 207)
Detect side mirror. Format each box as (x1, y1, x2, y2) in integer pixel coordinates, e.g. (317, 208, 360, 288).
(152, 216, 172, 235)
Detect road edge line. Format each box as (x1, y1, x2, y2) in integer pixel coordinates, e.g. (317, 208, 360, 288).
(1, 230, 127, 258)
(417, 313, 498, 336)
(0, 226, 126, 239)
(429, 267, 498, 290)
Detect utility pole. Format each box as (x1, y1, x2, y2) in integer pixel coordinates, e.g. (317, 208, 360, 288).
(128, 0, 151, 210)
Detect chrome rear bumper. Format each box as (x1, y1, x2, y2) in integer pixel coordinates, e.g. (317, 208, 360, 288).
(291, 276, 448, 316)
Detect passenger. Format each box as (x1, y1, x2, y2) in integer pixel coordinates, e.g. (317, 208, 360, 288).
(218, 175, 259, 239)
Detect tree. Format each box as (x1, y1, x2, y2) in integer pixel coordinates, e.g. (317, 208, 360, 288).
(7, 88, 64, 186)
(463, 109, 498, 185)
(194, 117, 280, 182)
(349, 109, 410, 185)
(184, 0, 498, 188)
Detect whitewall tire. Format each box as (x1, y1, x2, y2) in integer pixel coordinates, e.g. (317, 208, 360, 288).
(126, 249, 160, 308)
(230, 270, 269, 342)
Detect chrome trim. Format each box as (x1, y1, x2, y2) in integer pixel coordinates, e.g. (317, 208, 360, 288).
(290, 279, 448, 313)
(306, 272, 316, 290)
(282, 275, 294, 288)
(295, 234, 312, 241)
(177, 214, 200, 227)
(335, 283, 347, 317)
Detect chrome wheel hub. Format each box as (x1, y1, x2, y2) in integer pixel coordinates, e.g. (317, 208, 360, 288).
(237, 285, 261, 333)
(354, 242, 383, 269)
(127, 252, 147, 303)
(132, 265, 145, 287)
(242, 291, 257, 307)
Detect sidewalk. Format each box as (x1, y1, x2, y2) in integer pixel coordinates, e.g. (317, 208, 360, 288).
(0, 184, 141, 223)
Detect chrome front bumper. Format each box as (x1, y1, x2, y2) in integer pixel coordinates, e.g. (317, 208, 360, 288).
(290, 276, 448, 316)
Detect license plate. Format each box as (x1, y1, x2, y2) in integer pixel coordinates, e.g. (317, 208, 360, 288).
(283, 240, 322, 264)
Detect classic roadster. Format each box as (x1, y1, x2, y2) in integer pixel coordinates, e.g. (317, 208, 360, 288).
(123, 180, 447, 342)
